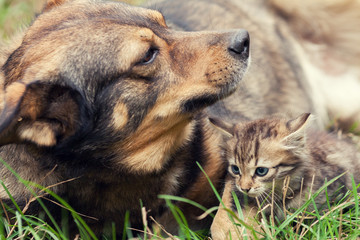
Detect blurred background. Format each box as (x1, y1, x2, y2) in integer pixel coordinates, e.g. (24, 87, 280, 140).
(0, 0, 143, 40)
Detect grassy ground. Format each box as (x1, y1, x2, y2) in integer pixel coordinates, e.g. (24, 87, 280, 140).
(1, 160, 360, 239)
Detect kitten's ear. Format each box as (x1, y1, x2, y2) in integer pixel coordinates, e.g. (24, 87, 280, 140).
(286, 113, 311, 133)
(208, 118, 234, 137)
(282, 113, 311, 149)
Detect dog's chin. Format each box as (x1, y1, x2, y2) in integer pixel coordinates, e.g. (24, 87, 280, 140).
(181, 84, 240, 113)
(219, 81, 240, 98)
(181, 94, 220, 113)
(216, 74, 244, 99)
(219, 62, 249, 98)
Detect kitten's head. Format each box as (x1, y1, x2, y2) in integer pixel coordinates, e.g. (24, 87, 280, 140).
(210, 113, 311, 198)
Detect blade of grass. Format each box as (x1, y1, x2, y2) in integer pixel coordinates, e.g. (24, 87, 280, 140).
(0, 180, 23, 214)
(0, 207, 5, 239)
(112, 222, 116, 240)
(164, 199, 191, 239)
(351, 175, 359, 220)
(196, 162, 223, 206)
(158, 195, 215, 219)
(123, 211, 133, 240)
(231, 191, 260, 240)
(15, 211, 23, 238)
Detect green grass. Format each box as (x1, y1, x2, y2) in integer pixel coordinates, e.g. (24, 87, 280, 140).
(1, 159, 359, 239)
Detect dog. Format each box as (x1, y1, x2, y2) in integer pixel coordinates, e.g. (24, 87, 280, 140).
(0, 0, 250, 236)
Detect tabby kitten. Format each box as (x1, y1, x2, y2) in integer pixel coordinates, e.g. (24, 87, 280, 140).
(210, 113, 360, 240)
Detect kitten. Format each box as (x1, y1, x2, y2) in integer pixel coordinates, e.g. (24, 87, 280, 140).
(210, 113, 360, 240)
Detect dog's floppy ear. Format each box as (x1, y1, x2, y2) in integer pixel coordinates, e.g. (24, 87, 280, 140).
(43, 0, 69, 12)
(0, 80, 83, 147)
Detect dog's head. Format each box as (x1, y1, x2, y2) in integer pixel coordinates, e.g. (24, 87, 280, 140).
(0, 0, 249, 173)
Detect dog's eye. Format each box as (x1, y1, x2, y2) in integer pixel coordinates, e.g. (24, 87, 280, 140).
(139, 47, 159, 65)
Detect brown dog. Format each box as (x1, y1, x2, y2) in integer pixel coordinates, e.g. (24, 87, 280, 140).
(0, 0, 250, 236)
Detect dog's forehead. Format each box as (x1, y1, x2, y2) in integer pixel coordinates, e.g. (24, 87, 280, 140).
(33, 0, 167, 32)
(2, 1, 171, 99)
(120, 3, 167, 28)
(90, 0, 167, 27)
(21, 0, 169, 50)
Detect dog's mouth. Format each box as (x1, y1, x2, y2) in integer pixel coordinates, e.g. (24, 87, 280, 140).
(181, 65, 248, 113)
(179, 30, 251, 114)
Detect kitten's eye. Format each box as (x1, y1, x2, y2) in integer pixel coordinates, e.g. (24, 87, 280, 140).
(139, 47, 159, 65)
(255, 167, 269, 176)
(231, 165, 240, 175)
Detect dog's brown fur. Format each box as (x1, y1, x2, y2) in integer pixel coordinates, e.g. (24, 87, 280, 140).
(0, 0, 250, 236)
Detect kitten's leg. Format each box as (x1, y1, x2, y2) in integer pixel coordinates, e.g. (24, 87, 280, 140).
(211, 181, 260, 240)
(211, 181, 238, 240)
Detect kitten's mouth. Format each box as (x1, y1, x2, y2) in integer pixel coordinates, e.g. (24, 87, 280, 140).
(247, 193, 258, 198)
(238, 188, 258, 198)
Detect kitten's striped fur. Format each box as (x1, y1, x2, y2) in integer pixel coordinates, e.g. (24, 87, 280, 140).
(210, 113, 360, 239)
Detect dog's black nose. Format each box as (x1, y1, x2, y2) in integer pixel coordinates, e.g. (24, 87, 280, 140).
(228, 30, 250, 57)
